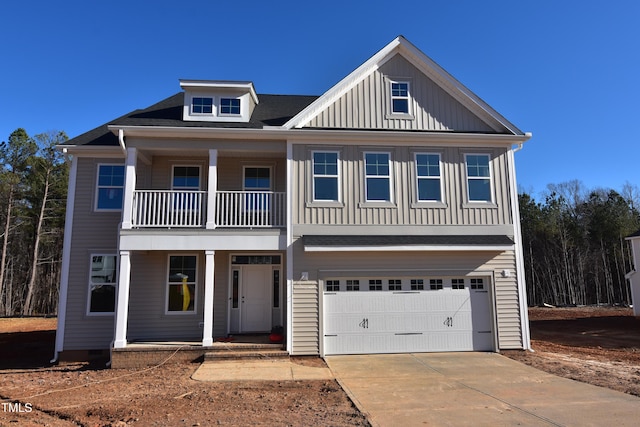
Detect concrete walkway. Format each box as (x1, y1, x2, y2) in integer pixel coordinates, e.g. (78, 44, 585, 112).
(325, 353, 640, 427)
(192, 358, 333, 381)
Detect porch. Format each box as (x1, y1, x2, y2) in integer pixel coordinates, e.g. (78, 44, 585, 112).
(111, 335, 287, 369)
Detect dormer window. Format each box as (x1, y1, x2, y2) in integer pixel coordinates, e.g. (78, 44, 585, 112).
(391, 81, 410, 114)
(192, 97, 213, 114)
(220, 98, 241, 115)
(180, 80, 258, 123)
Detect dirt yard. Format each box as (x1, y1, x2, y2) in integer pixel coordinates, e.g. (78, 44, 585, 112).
(0, 318, 368, 427)
(1, 307, 639, 426)
(503, 306, 640, 397)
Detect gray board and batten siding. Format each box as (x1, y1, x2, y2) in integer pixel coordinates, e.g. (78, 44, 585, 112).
(305, 55, 497, 133)
(292, 144, 513, 227)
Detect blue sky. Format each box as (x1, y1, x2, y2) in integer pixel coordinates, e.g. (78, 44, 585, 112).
(2, 1, 639, 198)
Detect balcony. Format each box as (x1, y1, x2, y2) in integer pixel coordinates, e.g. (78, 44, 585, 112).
(131, 190, 286, 228)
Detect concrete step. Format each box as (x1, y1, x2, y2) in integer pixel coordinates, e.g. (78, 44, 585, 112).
(204, 349, 289, 361)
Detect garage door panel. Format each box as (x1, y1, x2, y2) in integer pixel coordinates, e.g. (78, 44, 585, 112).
(323, 278, 494, 355)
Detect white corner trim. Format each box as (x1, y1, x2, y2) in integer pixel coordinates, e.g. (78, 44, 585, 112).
(53, 155, 78, 360)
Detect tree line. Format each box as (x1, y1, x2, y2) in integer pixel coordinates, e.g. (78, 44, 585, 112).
(0, 128, 68, 316)
(520, 180, 640, 307)
(1, 127, 639, 315)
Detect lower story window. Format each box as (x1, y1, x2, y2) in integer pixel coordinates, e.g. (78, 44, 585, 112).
(167, 255, 197, 313)
(452, 278, 465, 289)
(429, 279, 443, 290)
(88, 254, 117, 314)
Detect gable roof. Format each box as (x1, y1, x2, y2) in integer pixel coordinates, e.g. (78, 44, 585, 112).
(65, 93, 318, 147)
(283, 36, 524, 135)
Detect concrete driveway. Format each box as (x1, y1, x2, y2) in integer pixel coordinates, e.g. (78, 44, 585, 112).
(325, 352, 640, 427)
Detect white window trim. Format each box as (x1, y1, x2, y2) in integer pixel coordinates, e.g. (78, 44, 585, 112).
(414, 152, 445, 205)
(363, 151, 394, 204)
(94, 163, 125, 212)
(86, 253, 117, 316)
(387, 78, 414, 119)
(464, 153, 495, 204)
(165, 254, 198, 315)
(311, 150, 341, 203)
(171, 165, 202, 190)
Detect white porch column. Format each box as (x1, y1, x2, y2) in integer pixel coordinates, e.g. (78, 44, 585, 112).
(206, 149, 218, 229)
(113, 250, 131, 348)
(202, 250, 215, 346)
(121, 147, 137, 230)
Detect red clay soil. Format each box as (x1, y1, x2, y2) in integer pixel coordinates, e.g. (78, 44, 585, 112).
(2, 308, 639, 426)
(0, 318, 368, 426)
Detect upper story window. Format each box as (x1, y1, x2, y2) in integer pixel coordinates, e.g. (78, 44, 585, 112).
(95, 164, 124, 211)
(172, 166, 201, 190)
(390, 81, 410, 114)
(312, 151, 340, 201)
(465, 154, 492, 202)
(415, 153, 442, 202)
(192, 97, 213, 114)
(244, 167, 271, 191)
(220, 98, 241, 115)
(364, 152, 392, 202)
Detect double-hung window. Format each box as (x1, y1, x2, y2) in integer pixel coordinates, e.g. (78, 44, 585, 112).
(415, 153, 442, 202)
(312, 151, 339, 202)
(465, 154, 492, 202)
(96, 164, 124, 211)
(364, 152, 392, 202)
(88, 254, 117, 314)
(167, 255, 197, 313)
(172, 166, 201, 213)
(390, 81, 410, 114)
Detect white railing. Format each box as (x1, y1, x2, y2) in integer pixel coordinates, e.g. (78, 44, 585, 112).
(131, 190, 286, 228)
(132, 190, 206, 227)
(215, 191, 286, 228)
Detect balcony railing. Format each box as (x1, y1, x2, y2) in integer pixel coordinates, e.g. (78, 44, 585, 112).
(215, 191, 286, 228)
(131, 190, 286, 228)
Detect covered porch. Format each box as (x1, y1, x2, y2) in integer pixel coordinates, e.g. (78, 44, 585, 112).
(112, 250, 287, 351)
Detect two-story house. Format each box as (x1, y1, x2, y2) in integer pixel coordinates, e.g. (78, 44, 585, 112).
(53, 36, 532, 365)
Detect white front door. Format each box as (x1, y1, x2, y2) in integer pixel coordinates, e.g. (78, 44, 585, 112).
(240, 265, 271, 333)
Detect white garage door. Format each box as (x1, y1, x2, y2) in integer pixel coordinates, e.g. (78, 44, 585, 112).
(323, 277, 493, 355)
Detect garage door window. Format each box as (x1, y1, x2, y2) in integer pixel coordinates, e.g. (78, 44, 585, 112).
(326, 280, 340, 291)
(346, 280, 360, 291)
(369, 279, 383, 291)
(388, 279, 402, 290)
(429, 279, 443, 290)
(410, 279, 424, 290)
(471, 278, 484, 289)
(452, 279, 465, 289)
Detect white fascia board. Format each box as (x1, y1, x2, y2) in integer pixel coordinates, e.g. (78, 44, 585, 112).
(57, 145, 125, 158)
(106, 125, 530, 146)
(304, 245, 515, 252)
(283, 37, 403, 129)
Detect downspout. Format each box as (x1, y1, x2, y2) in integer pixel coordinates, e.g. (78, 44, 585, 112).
(118, 129, 126, 154)
(509, 134, 532, 350)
